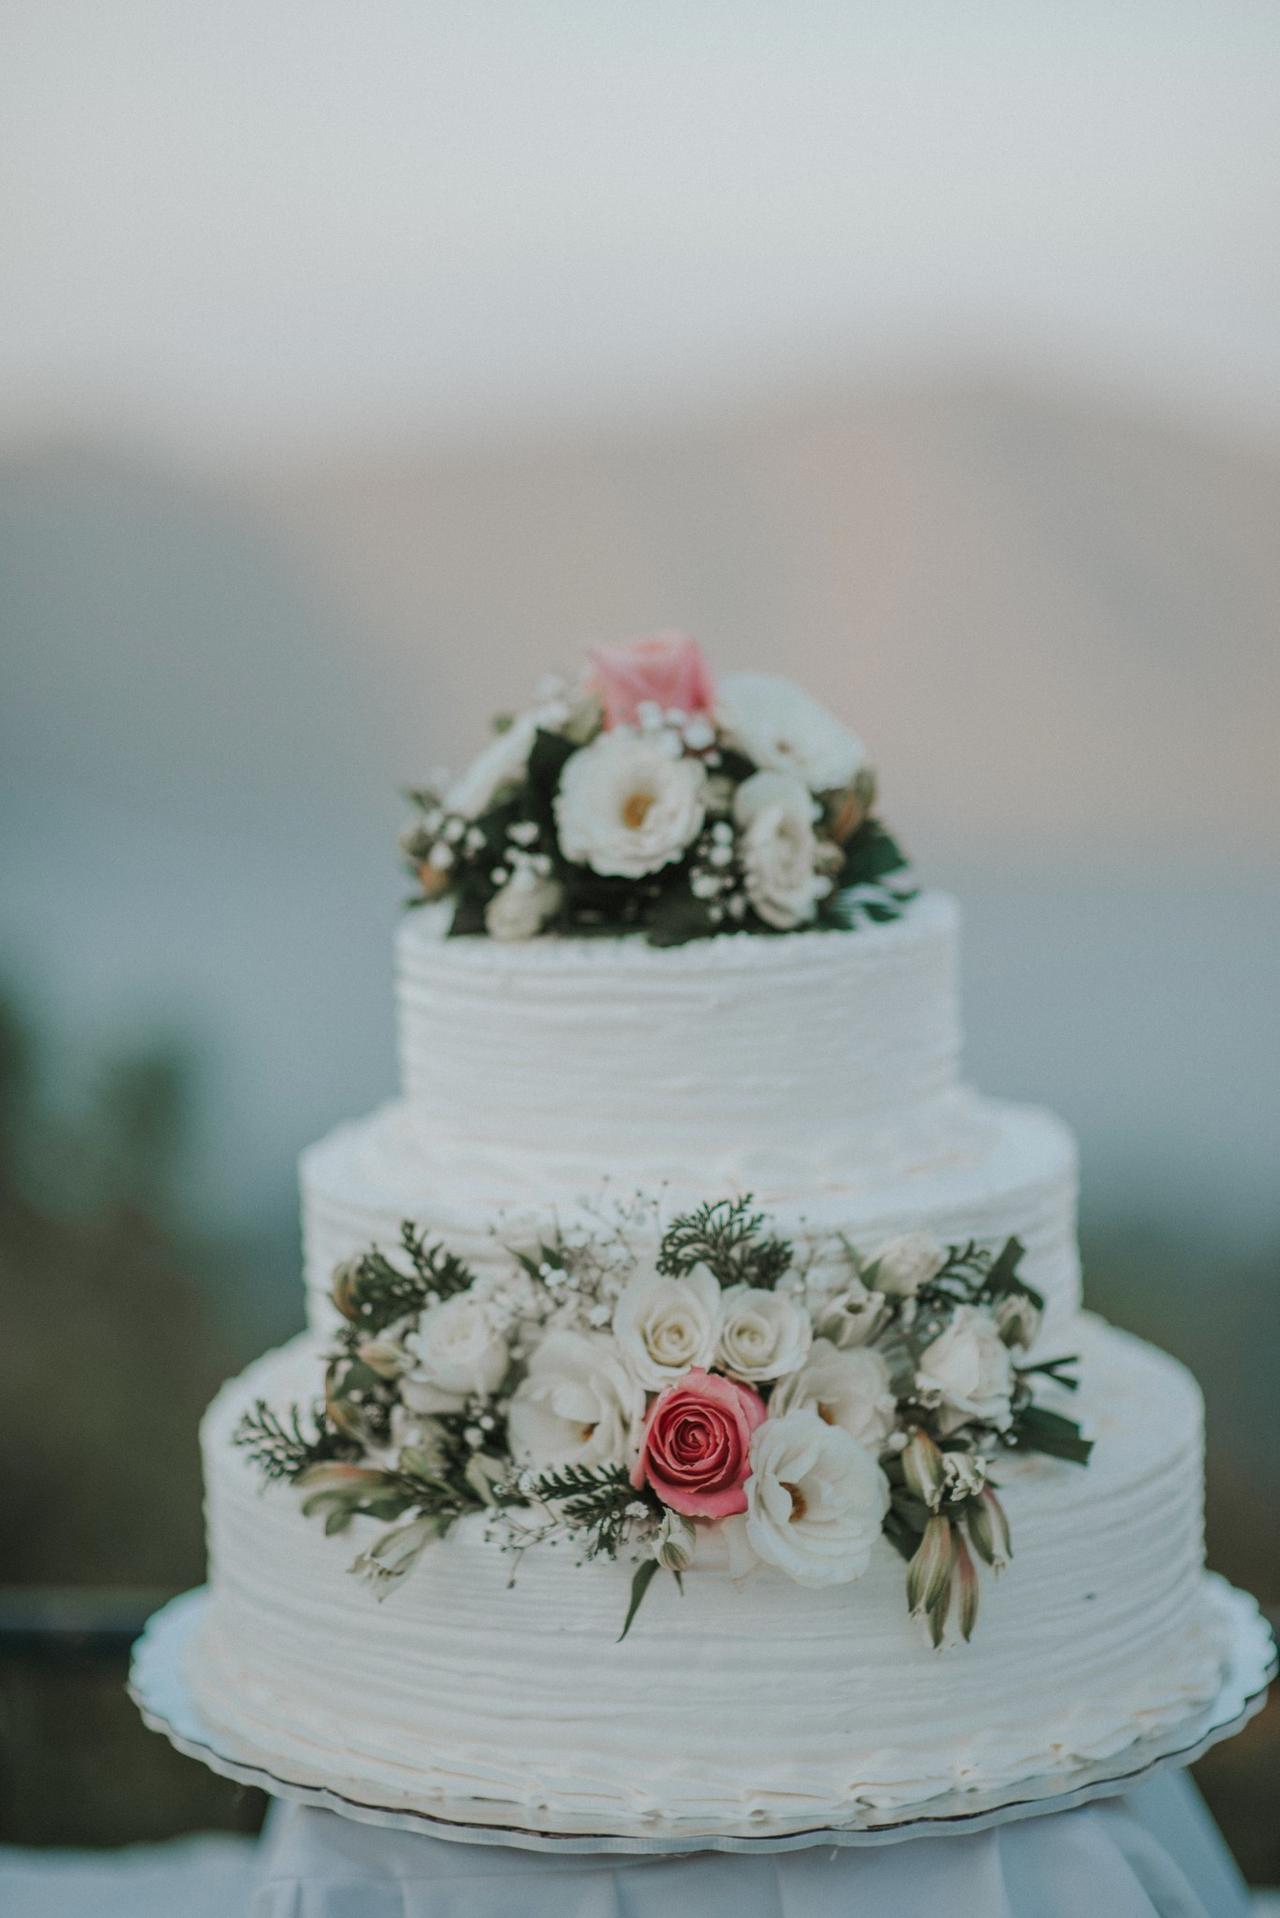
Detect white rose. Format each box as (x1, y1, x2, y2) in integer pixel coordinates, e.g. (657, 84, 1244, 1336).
(554, 732, 707, 878)
(447, 703, 566, 818)
(484, 868, 562, 941)
(743, 1409, 889, 1587)
(916, 1306, 1015, 1434)
(506, 1329, 644, 1471)
(400, 1293, 510, 1414)
(872, 1232, 947, 1297)
(770, 1339, 897, 1450)
(734, 770, 830, 930)
(814, 1281, 889, 1349)
(403, 1309, 506, 1410)
(718, 671, 865, 793)
(612, 1264, 721, 1390)
(716, 1285, 811, 1382)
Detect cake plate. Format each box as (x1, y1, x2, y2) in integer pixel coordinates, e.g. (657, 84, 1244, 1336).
(129, 1576, 1273, 1857)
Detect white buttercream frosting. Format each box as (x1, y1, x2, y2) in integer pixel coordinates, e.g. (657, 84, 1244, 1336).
(298, 1093, 1081, 1342)
(194, 1319, 1222, 1826)
(395, 893, 963, 1183)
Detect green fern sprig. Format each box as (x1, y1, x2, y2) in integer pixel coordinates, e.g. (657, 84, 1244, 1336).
(331, 1226, 478, 1333)
(526, 1462, 640, 1558)
(657, 1195, 793, 1289)
(232, 1399, 352, 1482)
(398, 1220, 475, 1300)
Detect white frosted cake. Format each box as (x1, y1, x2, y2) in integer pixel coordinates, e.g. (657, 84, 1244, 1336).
(191, 633, 1226, 1833)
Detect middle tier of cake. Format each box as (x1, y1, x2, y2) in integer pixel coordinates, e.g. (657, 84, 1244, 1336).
(299, 1091, 1081, 1338)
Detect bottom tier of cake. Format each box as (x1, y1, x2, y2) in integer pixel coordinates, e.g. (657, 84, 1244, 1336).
(193, 1318, 1224, 1828)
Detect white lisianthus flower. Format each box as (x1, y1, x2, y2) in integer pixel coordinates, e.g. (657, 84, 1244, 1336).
(612, 1264, 722, 1390)
(400, 1294, 510, 1415)
(717, 671, 865, 793)
(872, 1232, 947, 1298)
(770, 1339, 897, 1450)
(744, 1409, 890, 1586)
(814, 1280, 888, 1349)
(734, 770, 830, 930)
(554, 732, 707, 878)
(484, 868, 563, 941)
(916, 1306, 1015, 1434)
(447, 703, 566, 818)
(716, 1285, 811, 1383)
(506, 1329, 644, 1471)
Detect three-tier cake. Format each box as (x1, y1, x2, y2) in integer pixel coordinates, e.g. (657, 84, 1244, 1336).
(191, 634, 1225, 1833)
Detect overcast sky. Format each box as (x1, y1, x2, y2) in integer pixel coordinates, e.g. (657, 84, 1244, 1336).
(4, 3, 1280, 464)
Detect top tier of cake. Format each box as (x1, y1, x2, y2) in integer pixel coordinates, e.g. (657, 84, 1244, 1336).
(396, 891, 962, 1192)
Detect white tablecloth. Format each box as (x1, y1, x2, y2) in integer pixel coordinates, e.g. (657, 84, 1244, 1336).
(249, 1771, 1251, 1918)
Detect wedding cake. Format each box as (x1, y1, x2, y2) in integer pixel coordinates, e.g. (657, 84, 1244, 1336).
(192, 633, 1225, 1834)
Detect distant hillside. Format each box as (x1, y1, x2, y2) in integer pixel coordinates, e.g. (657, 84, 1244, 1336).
(1, 377, 1277, 1244)
(258, 375, 1280, 865)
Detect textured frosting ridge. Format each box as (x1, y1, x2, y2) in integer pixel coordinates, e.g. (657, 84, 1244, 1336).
(396, 892, 962, 1183)
(299, 889, 1080, 1336)
(195, 1320, 1221, 1824)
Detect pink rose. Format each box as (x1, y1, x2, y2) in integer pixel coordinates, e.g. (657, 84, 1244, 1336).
(630, 1368, 766, 1519)
(588, 631, 716, 731)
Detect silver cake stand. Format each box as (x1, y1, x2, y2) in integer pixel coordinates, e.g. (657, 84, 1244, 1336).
(129, 1575, 1273, 1857)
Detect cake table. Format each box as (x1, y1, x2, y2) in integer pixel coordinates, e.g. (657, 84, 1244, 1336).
(245, 1776, 1252, 1918)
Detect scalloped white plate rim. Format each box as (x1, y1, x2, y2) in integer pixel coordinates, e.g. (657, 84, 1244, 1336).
(129, 1574, 1273, 1856)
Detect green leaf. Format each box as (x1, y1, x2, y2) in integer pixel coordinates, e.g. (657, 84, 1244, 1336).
(448, 897, 488, 938)
(617, 1558, 661, 1642)
(1012, 1405, 1094, 1466)
(644, 884, 716, 948)
(984, 1235, 1029, 1298)
(526, 727, 577, 795)
(839, 817, 911, 888)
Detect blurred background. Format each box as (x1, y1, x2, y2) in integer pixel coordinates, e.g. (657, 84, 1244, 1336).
(2, 0, 1277, 1886)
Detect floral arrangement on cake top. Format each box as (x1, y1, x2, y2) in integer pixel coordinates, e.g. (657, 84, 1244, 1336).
(235, 1198, 1091, 1646)
(400, 632, 914, 945)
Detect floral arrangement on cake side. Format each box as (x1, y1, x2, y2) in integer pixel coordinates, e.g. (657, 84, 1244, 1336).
(235, 1198, 1091, 1646)
(400, 632, 914, 945)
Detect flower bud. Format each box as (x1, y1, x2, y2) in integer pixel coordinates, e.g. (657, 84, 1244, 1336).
(464, 1452, 510, 1506)
(901, 1430, 946, 1510)
(352, 1513, 442, 1593)
(951, 1530, 980, 1642)
(965, 1495, 999, 1568)
(356, 1337, 406, 1380)
(870, 1233, 947, 1299)
(330, 1258, 365, 1322)
(324, 1390, 368, 1445)
(654, 1509, 697, 1574)
(995, 1291, 1042, 1351)
(826, 783, 867, 844)
(976, 1487, 1012, 1566)
(906, 1513, 955, 1632)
